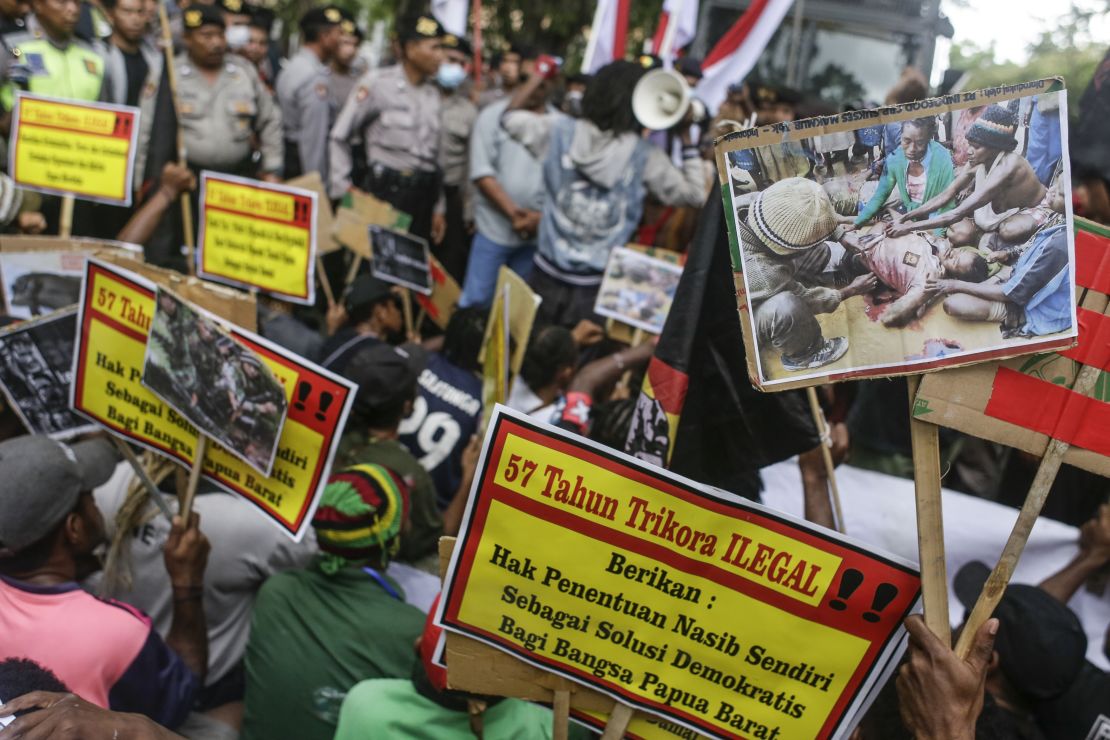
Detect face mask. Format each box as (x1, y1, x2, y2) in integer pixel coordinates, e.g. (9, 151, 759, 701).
(565, 89, 583, 116)
(436, 62, 467, 90)
(226, 24, 249, 50)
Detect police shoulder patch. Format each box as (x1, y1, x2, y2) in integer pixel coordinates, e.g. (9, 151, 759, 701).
(83, 58, 97, 75)
(355, 86, 369, 102)
(315, 82, 328, 98)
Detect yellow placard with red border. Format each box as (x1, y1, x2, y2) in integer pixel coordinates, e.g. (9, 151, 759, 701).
(197, 172, 318, 305)
(10, 93, 140, 206)
(437, 408, 921, 739)
(71, 259, 354, 540)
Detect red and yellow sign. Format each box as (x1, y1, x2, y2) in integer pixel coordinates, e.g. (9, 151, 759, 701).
(438, 408, 920, 739)
(71, 259, 354, 540)
(10, 93, 140, 205)
(197, 172, 318, 305)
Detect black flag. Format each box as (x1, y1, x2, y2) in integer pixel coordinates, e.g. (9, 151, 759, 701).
(138, 59, 186, 269)
(625, 188, 819, 500)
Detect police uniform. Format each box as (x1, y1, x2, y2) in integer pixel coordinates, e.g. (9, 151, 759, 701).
(0, 13, 110, 109)
(328, 14, 444, 240)
(275, 6, 345, 181)
(173, 6, 283, 178)
(436, 33, 477, 280)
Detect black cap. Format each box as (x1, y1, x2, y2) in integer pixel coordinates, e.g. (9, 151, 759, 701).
(442, 33, 472, 56)
(183, 4, 226, 30)
(676, 56, 703, 80)
(954, 561, 1088, 700)
(299, 5, 343, 33)
(396, 13, 445, 43)
(340, 14, 363, 39)
(218, 0, 248, 14)
(344, 274, 396, 316)
(344, 343, 427, 410)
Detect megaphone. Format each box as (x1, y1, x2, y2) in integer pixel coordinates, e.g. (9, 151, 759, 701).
(632, 68, 701, 131)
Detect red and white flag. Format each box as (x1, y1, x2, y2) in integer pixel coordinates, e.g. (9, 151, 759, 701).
(581, 0, 631, 74)
(430, 0, 469, 36)
(652, 0, 700, 59)
(695, 0, 794, 114)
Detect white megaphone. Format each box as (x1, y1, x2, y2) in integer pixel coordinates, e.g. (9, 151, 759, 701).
(632, 68, 702, 131)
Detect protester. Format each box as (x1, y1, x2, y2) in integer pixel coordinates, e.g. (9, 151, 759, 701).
(476, 44, 524, 108)
(0, 435, 208, 731)
(336, 342, 479, 570)
(319, 274, 404, 373)
(90, 469, 316, 737)
(502, 60, 707, 326)
(329, 12, 445, 242)
(0, 689, 185, 739)
(172, 4, 282, 181)
(459, 48, 552, 308)
(276, 5, 344, 181)
(240, 465, 425, 740)
(334, 595, 559, 739)
(435, 32, 478, 279)
(103, 0, 159, 108)
(398, 306, 485, 509)
(239, 15, 272, 89)
(562, 72, 590, 117)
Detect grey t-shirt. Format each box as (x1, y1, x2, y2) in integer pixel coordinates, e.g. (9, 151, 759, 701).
(89, 465, 316, 686)
(469, 99, 548, 247)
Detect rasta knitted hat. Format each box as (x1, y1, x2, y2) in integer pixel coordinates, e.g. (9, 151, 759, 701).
(965, 104, 1018, 153)
(312, 464, 409, 572)
(747, 177, 838, 256)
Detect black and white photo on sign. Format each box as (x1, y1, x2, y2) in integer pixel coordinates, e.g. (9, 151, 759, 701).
(0, 251, 85, 319)
(0, 308, 95, 439)
(369, 225, 433, 295)
(593, 247, 684, 334)
(142, 288, 288, 476)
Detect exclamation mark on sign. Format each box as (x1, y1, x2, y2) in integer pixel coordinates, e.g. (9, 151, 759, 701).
(316, 391, 333, 422)
(828, 569, 864, 611)
(863, 583, 899, 623)
(293, 380, 311, 412)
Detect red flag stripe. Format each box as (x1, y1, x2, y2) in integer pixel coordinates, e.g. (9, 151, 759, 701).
(701, 0, 771, 69)
(1076, 228, 1110, 293)
(613, 0, 631, 59)
(1059, 307, 1110, 371)
(645, 356, 689, 416)
(984, 367, 1110, 458)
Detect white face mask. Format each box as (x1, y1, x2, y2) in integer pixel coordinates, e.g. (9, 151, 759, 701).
(435, 62, 467, 90)
(226, 23, 250, 50)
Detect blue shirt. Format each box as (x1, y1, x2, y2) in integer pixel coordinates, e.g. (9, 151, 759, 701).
(1003, 223, 1071, 337)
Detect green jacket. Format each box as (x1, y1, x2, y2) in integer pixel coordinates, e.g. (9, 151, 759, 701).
(855, 139, 955, 226)
(1, 25, 108, 109)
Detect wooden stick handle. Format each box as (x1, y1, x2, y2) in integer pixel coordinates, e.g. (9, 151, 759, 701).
(402, 286, 414, 339)
(551, 678, 572, 740)
(180, 434, 208, 520)
(806, 387, 845, 533)
(907, 375, 951, 644)
(316, 255, 336, 308)
(113, 437, 174, 521)
(600, 703, 635, 740)
(954, 360, 1103, 658)
(344, 254, 363, 288)
(59, 195, 75, 238)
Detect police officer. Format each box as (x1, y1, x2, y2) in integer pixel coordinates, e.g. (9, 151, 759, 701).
(328, 12, 444, 242)
(174, 4, 282, 180)
(0, 0, 111, 108)
(435, 32, 476, 280)
(275, 5, 344, 181)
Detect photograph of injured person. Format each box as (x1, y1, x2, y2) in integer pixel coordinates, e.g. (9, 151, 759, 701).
(719, 83, 1076, 388)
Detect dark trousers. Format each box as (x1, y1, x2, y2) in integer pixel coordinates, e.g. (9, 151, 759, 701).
(362, 165, 441, 244)
(435, 183, 470, 282)
(526, 265, 604, 329)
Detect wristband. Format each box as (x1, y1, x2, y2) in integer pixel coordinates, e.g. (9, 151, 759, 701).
(560, 391, 592, 435)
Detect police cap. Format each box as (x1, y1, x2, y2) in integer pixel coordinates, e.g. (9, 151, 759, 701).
(183, 4, 226, 31)
(396, 13, 445, 43)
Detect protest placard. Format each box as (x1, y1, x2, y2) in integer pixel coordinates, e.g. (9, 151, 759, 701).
(914, 217, 1110, 476)
(142, 288, 288, 476)
(478, 267, 540, 376)
(71, 258, 356, 540)
(369, 225, 433, 295)
(0, 237, 142, 319)
(285, 172, 339, 254)
(595, 247, 684, 335)
(8, 93, 141, 206)
(437, 406, 920, 739)
(714, 79, 1077, 392)
(0, 308, 94, 439)
(197, 172, 318, 305)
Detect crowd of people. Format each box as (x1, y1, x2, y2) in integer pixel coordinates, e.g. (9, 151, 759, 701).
(0, 1, 1108, 738)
